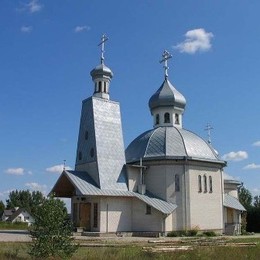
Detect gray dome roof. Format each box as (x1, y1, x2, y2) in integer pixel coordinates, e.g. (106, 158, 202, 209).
(126, 126, 224, 164)
(149, 79, 186, 110)
(90, 63, 113, 80)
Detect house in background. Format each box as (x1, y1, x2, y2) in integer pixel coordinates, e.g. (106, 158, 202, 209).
(1, 207, 34, 226)
(51, 37, 245, 235)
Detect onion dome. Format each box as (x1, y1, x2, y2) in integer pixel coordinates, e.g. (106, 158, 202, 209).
(149, 78, 186, 110)
(90, 63, 113, 81)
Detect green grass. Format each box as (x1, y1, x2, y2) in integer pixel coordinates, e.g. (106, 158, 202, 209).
(0, 222, 28, 230)
(0, 238, 259, 260)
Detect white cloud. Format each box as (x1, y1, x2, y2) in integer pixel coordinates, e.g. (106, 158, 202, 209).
(222, 151, 248, 161)
(46, 164, 72, 174)
(74, 25, 91, 33)
(25, 182, 47, 194)
(5, 168, 24, 175)
(21, 26, 33, 33)
(243, 163, 260, 170)
(174, 28, 213, 54)
(252, 141, 260, 147)
(26, 0, 43, 13)
(223, 172, 235, 180)
(17, 0, 43, 13)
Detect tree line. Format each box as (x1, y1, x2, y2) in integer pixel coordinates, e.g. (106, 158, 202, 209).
(239, 186, 260, 233)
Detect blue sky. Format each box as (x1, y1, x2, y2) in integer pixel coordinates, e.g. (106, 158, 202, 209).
(1, 0, 260, 206)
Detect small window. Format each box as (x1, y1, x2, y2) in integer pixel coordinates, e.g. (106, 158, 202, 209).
(209, 176, 213, 193)
(98, 81, 102, 92)
(90, 148, 94, 158)
(204, 175, 207, 193)
(175, 114, 180, 124)
(93, 203, 98, 228)
(78, 151, 82, 161)
(156, 114, 160, 125)
(164, 113, 170, 123)
(198, 175, 202, 192)
(104, 82, 107, 93)
(146, 204, 151, 215)
(175, 174, 180, 192)
(84, 131, 88, 140)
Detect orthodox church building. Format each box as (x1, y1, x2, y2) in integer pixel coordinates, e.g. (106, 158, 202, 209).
(51, 36, 245, 236)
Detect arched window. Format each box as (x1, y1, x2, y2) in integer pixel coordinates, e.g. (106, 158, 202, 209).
(84, 130, 88, 140)
(204, 175, 207, 193)
(164, 112, 170, 123)
(175, 174, 180, 192)
(156, 114, 160, 125)
(209, 176, 213, 193)
(198, 175, 202, 192)
(175, 114, 180, 124)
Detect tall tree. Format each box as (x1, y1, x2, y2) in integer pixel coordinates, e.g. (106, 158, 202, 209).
(0, 200, 5, 215)
(238, 186, 252, 210)
(253, 195, 260, 208)
(6, 190, 45, 215)
(29, 195, 78, 259)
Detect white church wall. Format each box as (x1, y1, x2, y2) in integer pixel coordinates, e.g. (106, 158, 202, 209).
(187, 165, 223, 232)
(132, 198, 164, 232)
(144, 165, 167, 200)
(99, 197, 132, 232)
(126, 166, 139, 192)
(224, 183, 238, 198)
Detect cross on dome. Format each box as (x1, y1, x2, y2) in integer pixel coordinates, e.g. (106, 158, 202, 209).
(160, 50, 172, 78)
(98, 34, 108, 64)
(205, 123, 213, 144)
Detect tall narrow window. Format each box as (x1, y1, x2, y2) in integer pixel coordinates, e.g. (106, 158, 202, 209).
(204, 175, 207, 193)
(156, 114, 160, 125)
(93, 203, 98, 228)
(175, 114, 180, 124)
(198, 175, 202, 192)
(78, 151, 82, 161)
(98, 81, 102, 92)
(164, 112, 170, 123)
(175, 174, 180, 192)
(104, 82, 107, 93)
(209, 176, 213, 193)
(146, 204, 151, 215)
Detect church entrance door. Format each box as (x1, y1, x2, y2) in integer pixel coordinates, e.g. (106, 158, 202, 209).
(79, 203, 91, 230)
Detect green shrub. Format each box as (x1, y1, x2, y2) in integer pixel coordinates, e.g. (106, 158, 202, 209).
(202, 231, 217, 237)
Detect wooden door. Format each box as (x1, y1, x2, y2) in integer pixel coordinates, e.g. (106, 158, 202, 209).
(227, 208, 234, 224)
(79, 203, 91, 230)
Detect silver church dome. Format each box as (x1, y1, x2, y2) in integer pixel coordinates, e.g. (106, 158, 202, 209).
(126, 126, 224, 164)
(149, 78, 186, 110)
(90, 63, 113, 80)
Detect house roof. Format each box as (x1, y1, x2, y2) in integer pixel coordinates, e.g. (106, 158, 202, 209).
(224, 194, 246, 211)
(51, 170, 177, 215)
(6, 208, 32, 222)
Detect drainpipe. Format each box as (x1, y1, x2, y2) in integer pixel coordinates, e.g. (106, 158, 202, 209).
(106, 204, 108, 233)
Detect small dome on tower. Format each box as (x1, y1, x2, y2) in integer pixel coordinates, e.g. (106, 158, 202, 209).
(90, 63, 113, 80)
(149, 78, 186, 110)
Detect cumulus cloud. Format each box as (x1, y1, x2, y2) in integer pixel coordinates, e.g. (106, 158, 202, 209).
(5, 168, 24, 175)
(222, 151, 248, 161)
(252, 141, 260, 147)
(46, 164, 72, 174)
(174, 28, 213, 54)
(243, 163, 260, 170)
(25, 182, 48, 194)
(25, 0, 43, 13)
(21, 25, 33, 33)
(223, 172, 235, 180)
(74, 25, 91, 33)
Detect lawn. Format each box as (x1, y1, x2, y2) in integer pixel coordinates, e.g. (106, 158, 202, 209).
(0, 237, 259, 259)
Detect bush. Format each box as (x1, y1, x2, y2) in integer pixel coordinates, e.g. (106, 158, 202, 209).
(202, 231, 217, 237)
(28, 195, 78, 259)
(167, 228, 199, 237)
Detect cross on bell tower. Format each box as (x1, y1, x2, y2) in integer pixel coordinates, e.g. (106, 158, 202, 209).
(98, 34, 108, 64)
(160, 50, 172, 79)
